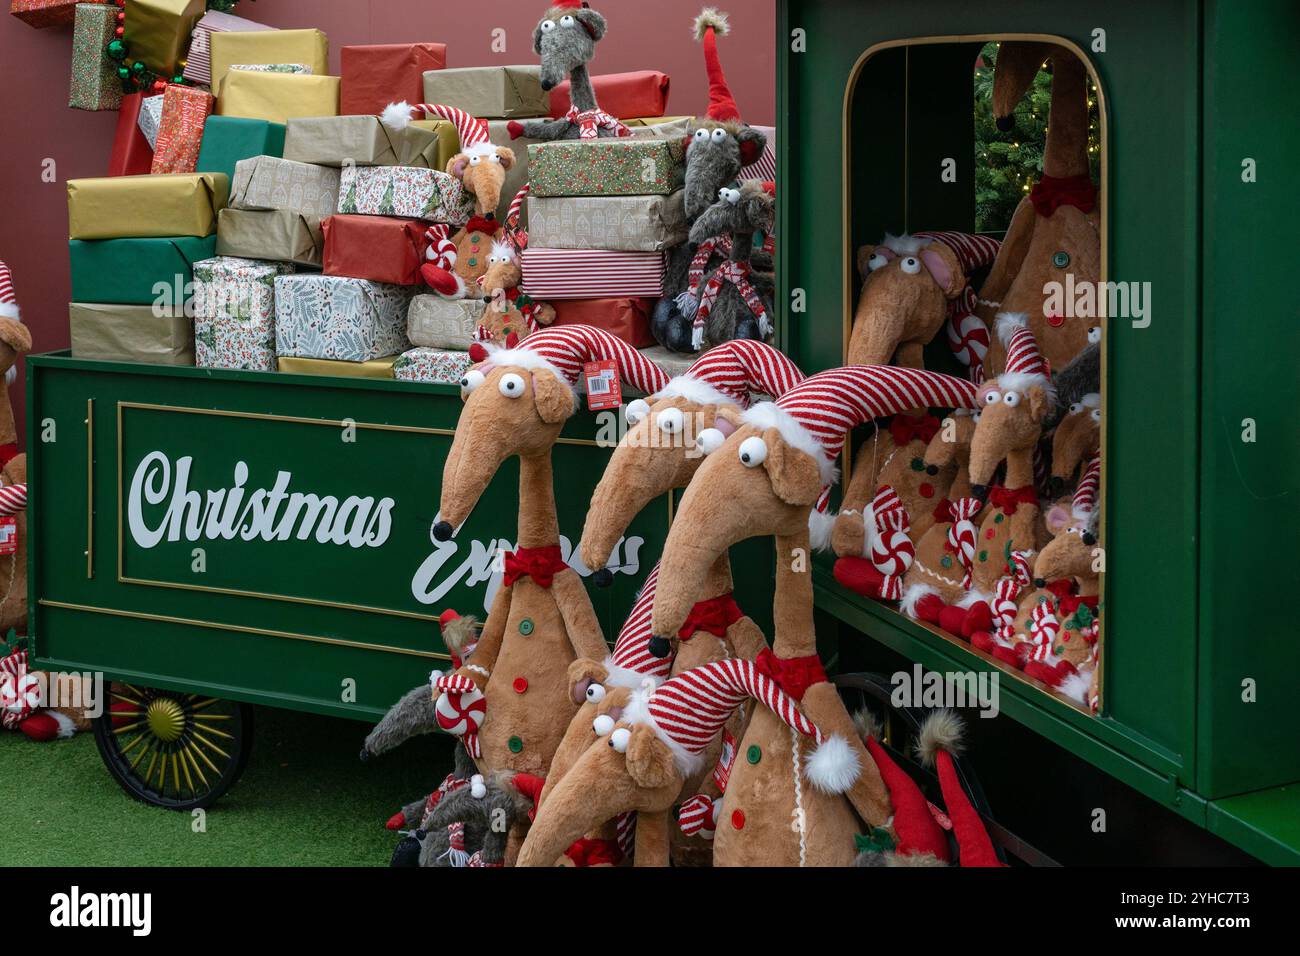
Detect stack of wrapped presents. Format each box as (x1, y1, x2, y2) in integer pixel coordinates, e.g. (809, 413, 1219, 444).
(57, 4, 774, 388)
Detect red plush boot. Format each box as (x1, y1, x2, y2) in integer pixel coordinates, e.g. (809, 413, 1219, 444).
(969, 630, 995, 653)
(991, 642, 1027, 669)
(420, 264, 464, 297)
(937, 604, 968, 637)
(833, 557, 886, 598)
(961, 601, 993, 638)
(18, 711, 73, 742)
(912, 592, 945, 624)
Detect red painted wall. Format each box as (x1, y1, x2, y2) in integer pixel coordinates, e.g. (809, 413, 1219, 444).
(0, 0, 776, 444)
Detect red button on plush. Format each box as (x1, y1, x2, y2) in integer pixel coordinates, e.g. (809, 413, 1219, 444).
(1047, 313, 1066, 328)
(513, 677, 528, 694)
(985, 528, 996, 539)
(731, 809, 746, 830)
(919, 482, 934, 498)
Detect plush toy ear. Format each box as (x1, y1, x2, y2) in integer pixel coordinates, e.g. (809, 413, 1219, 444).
(919, 241, 966, 299)
(1027, 384, 1051, 423)
(761, 429, 823, 506)
(446, 153, 469, 180)
(714, 405, 745, 433)
(567, 658, 610, 706)
(743, 189, 775, 234)
(575, 8, 608, 41)
(0, 318, 32, 354)
(1045, 504, 1072, 536)
(688, 200, 733, 244)
(625, 724, 678, 791)
(736, 126, 767, 168)
(857, 244, 893, 280)
(532, 23, 545, 55)
(531, 369, 576, 424)
(495, 146, 516, 170)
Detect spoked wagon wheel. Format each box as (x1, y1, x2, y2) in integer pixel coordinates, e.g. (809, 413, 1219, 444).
(92, 684, 254, 810)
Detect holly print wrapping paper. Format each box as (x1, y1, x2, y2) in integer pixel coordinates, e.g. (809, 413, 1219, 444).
(151, 84, 215, 174)
(336, 164, 474, 225)
(68, 2, 122, 111)
(527, 139, 686, 197)
(274, 274, 414, 362)
(392, 347, 472, 385)
(192, 256, 294, 371)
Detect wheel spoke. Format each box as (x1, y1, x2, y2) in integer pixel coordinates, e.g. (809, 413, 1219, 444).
(190, 730, 232, 761)
(112, 719, 148, 735)
(143, 750, 160, 788)
(118, 733, 149, 757)
(191, 721, 233, 740)
(183, 746, 210, 789)
(191, 742, 223, 777)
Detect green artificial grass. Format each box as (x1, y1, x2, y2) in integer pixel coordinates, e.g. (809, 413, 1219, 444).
(4, 705, 456, 866)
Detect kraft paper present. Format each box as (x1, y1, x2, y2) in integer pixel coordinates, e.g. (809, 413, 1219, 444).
(69, 235, 217, 304)
(322, 215, 429, 286)
(283, 116, 444, 169)
(138, 94, 164, 148)
(68, 3, 122, 111)
(341, 43, 447, 115)
(67, 173, 228, 240)
(195, 116, 286, 185)
(12, 0, 99, 28)
(422, 65, 548, 119)
(192, 255, 294, 371)
(636, 343, 694, 379)
(217, 70, 340, 124)
(123, 0, 205, 78)
(215, 207, 323, 267)
(528, 139, 685, 197)
(182, 9, 274, 86)
(527, 191, 686, 252)
(151, 83, 215, 174)
(108, 94, 155, 175)
(68, 302, 194, 366)
(230, 155, 341, 218)
(625, 116, 693, 136)
(209, 28, 329, 94)
(392, 347, 471, 385)
(274, 274, 413, 362)
(406, 295, 486, 350)
(548, 71, 671, 120)
(337, 164, 473, 224)
(550, 297, 655, 348)
(277, 355, 399, 379)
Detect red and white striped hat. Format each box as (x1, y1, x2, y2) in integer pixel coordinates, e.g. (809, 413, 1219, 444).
(475, 325, 671, 396)
(1072, 455, 1100, 520)
(618, 657, 859, 793)
(381, 102, 495, 157)
(660, 339, 805, 410)
(994, 313, 1050, 386)
(606, 562, 670, 685)
(0, 260, 18, 321)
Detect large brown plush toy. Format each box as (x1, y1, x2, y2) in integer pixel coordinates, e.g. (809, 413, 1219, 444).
(977, 42, 1100, 376)
(0, 275, 30, 635)
(429, 327, 669, 858)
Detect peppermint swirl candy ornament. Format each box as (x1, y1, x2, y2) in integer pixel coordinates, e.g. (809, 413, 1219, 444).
(433, 675, 486, 738)
(1027, 603, 1062, 660)
(947, 312, 990, 369)
(677, 794, 720, 839)
(990, 576, 1022, 628)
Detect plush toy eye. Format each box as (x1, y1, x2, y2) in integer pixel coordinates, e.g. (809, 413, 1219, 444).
(460, 369, 485, 396)
(900, 256, 922, 275)
(983, 390, 1002, 405)
(719, 187, 740, 204)
(1087, 326, 1102, 344)
(609, 727, 631, 753)
(972, 411, 981, 422)
(738, 435, 767, 467)
(696, 427, 725, 455)
(710, 128, 727, 144)
(867, 252, 889, 272)
(658, 406, 684, 435)
(499, 373, 526, 398)
(469, 154, 481, 166)
(585, 683, 606, 704)
(1069, 402, 1082, 415)
(488, 152, 501, 164)
(559, 14, 575, 26)
(1067, 526, 1078, 535)
(540, 19, 555, 31)
(593, 714, 614, 737)
(625, 398, 650, 425)
(693, 128, 710, 143)
(1002, 390, 1021, 407)
(1090, 408, 1102, 422)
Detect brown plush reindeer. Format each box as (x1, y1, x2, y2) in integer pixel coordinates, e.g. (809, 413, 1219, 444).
(0, 263, 30, 634)
(429, 326, 669, 858)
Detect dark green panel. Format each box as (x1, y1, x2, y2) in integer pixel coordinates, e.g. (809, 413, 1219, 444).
(1198, 0, 1300, 796)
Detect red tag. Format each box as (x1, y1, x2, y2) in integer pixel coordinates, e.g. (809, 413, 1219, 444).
(583, 360, 622, 411)
(0, 517, 15, 556)
(712, 729, 737, 793)
(927, 800, 953, 830)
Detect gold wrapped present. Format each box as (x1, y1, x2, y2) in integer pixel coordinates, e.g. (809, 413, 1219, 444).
(215, 208, 323, 267)
(210, 28, 329, 93)
(409, 119, 462, 171)
(217, 70, 340, 124)
(69, 303, 194, 366)
(283, 115, 444, 168)
(67, 173, 228, 240)
(421, 65, 547, 119)
(276, 355, 399, 379)
(123, 0, 205, 78)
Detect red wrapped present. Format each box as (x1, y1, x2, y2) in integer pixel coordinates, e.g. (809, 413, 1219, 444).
(151, 84, 215, 174)
(108, 93, 155, 176)
(322, 214, 430, 286)
(340, 43, 448, 116)
(520, 248, 665, 300)
(549, 297, 655, 348)
(548, 70, 670, 120)
(10, 0, 100, 28)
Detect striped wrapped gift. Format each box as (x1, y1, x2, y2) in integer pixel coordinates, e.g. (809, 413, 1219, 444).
(183, 10, 275, 87)
(745, 125, 777, 184)
(519, 248, 665, 300)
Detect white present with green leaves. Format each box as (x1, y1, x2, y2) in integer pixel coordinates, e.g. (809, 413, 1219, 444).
(337, 164, 474, 224)
(192, 255, 294, 371)
(274, 274, 414, 362)
(393, 347, 472, 385)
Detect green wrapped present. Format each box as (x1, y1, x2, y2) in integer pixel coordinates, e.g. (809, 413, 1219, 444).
(195, 116, 287, 185)
(69, 3, 122, 111)
(527, 139, 686, 197)
(69, 235, 216, 305)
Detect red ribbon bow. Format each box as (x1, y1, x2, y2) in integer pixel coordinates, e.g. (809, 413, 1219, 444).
(465, 215, 502, 237)
(888, 414, 941, 448)
(1057, 593, 1098, 616)
(0, 443, 17, 469)
(678, 592, 744, 640)
(1029, 174, 1097, 218)
(502, 545, 569, 589)
(754, 648, 827, 703)
(512, 772, 546, 823)
(986, 484, 1038, 515)
(564, 837, 624, 867)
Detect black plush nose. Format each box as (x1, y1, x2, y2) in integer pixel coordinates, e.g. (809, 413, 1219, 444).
(1082, 532, 1097, 546)
(996, 114, 1016, 133)
(647, 636, 673, 658)
(1033, 578, 1046, 589)
(359, 746, 372, 763)
(484, 211, 496, 220)
(925, 464, 939, 476)
(432, 521, 454, 542)
(971, 484, 988, 500)
(540, 78, 556, 91)
(592, 568, 614, 588)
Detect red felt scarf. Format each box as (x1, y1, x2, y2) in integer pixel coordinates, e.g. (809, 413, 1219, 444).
(1029, 174, 1097, 217)
(502, 545, 568, 588)
(754, 648, 827, 702)
(678, 592, 744, 640)
(889, 414, 941, 447)
(987, 484, 1038, 515)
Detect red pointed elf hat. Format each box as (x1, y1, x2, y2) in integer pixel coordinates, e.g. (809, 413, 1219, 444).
(694, 8, 740, 122)
(664, 338, 805, 410)
(0, 260, 18, 321)
(479, 325, 671, 396)
(995, 313, 1050, 383)
(915, 710, 1003, 867)
(859, 711, 951, 863)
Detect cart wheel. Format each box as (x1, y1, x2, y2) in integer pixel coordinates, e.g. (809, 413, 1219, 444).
(92, 685, 254, 811)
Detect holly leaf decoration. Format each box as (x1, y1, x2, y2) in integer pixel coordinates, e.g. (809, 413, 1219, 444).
(854, 826, 897, 855)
